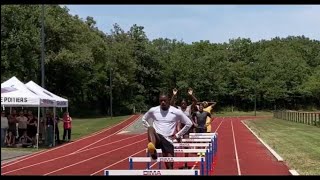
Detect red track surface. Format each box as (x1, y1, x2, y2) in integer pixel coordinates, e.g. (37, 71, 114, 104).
(1, 115, 291, 176)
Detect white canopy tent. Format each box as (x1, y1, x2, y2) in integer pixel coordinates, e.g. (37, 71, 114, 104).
(1, 77, 57, 108)
(1, 77, 41, 107)
(26, 81, 68, 108)
(1, 76, 42, 148)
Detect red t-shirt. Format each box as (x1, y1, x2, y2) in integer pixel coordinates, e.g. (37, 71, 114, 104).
(63, 116, 72, 129)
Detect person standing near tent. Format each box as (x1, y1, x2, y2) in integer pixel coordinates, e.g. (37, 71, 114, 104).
(17, 111, 28, 139)
(142, 93, 192, 169)
(8, 109, 18, 142)
(45, 111, 54, 147)
(62, 112, 72, 142)
(26, 112, 37, 144)
(1, 111, 9, 147)
(54, 115, 61, 144)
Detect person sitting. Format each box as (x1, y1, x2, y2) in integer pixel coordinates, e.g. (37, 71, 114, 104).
(18, 131, 34, 148)
(5, 131, 15, 147)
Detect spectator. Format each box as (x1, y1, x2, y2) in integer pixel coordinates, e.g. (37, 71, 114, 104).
(5, 131, 15, 147)
(1, 111, 9, 147)
(54, 115, 61, 144)
(18, 131, 33, 148)
(17, 111, 28, 139)
(23, 109, 28, 117)
(27, 113, 37, 141)
(63, 112, 72, 142)
(45, 112, 54, 147)
(8, 109, 18, 142)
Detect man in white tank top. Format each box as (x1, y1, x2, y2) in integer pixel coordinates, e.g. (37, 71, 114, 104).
(142, 93, 192, 169)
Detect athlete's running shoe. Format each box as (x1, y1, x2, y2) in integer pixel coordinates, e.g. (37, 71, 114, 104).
(147, 142, 157, 160)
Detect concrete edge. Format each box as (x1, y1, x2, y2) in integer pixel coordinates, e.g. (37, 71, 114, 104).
(240, 120, 284, 162)
(1, 151, 34, 164)
(289, 170, 300, 176)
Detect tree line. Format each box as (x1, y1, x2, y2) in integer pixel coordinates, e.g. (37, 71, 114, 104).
(1, 5, 319, 116)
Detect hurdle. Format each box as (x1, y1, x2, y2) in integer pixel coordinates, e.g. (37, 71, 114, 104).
(145, 146, 213, 171)
(128, 156, 209, 175)
(189, 133, 217, 139)
(173, 138, 213, 142)
(104, 169, 200, 176)
(188, 135, 215, 138)
(181, 133, 218, 171)
(145, 148, 208, 153)
(189, 133, 218, 155)
(173, 143, 210, 147)
(189, 133, 216, 136)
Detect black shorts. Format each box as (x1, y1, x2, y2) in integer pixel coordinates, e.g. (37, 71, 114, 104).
(196, 127, 206, 133)
(156, 133, 174, 155)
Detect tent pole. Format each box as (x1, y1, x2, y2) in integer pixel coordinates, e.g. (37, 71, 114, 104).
(53, 107, 56, 147)
(37, 106, 40, 150)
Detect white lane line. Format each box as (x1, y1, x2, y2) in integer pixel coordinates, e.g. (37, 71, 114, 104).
(231, 119, 241, 175)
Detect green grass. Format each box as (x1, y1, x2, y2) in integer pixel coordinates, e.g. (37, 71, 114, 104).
(244, 118, 320, 175)
(215, 111, 273, 117)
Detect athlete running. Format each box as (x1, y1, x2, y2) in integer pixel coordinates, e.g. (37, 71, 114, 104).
(142, 93, 192, 169)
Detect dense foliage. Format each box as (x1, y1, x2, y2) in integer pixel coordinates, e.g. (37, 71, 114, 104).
(2, 5, 319, 116)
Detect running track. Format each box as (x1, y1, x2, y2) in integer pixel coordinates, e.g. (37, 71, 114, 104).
(1, 115, 291, 175)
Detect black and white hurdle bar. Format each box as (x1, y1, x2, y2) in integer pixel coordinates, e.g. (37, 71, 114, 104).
(144, 143, 214, 173)
(104, 169, 200, 176)
(129, 156, 208, 175)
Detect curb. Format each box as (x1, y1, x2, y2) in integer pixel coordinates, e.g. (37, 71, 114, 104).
(289, 170, 299, 176)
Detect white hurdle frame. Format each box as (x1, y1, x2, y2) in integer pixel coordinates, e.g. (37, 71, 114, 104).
(173, 138, 213, 142)
(145, 148, 208, 153)
(104, 169, 200, 176)
(129, 156, 207, 175)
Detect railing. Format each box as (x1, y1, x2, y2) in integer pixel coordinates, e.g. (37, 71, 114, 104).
(273, 110, 320, 127)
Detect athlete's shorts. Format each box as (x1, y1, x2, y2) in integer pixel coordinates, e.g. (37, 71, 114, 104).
(196, 127, 206, 133)
(156, 133, 174, 155)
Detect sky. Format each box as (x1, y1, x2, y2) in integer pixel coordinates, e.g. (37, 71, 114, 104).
(62, 5, 320, 44)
